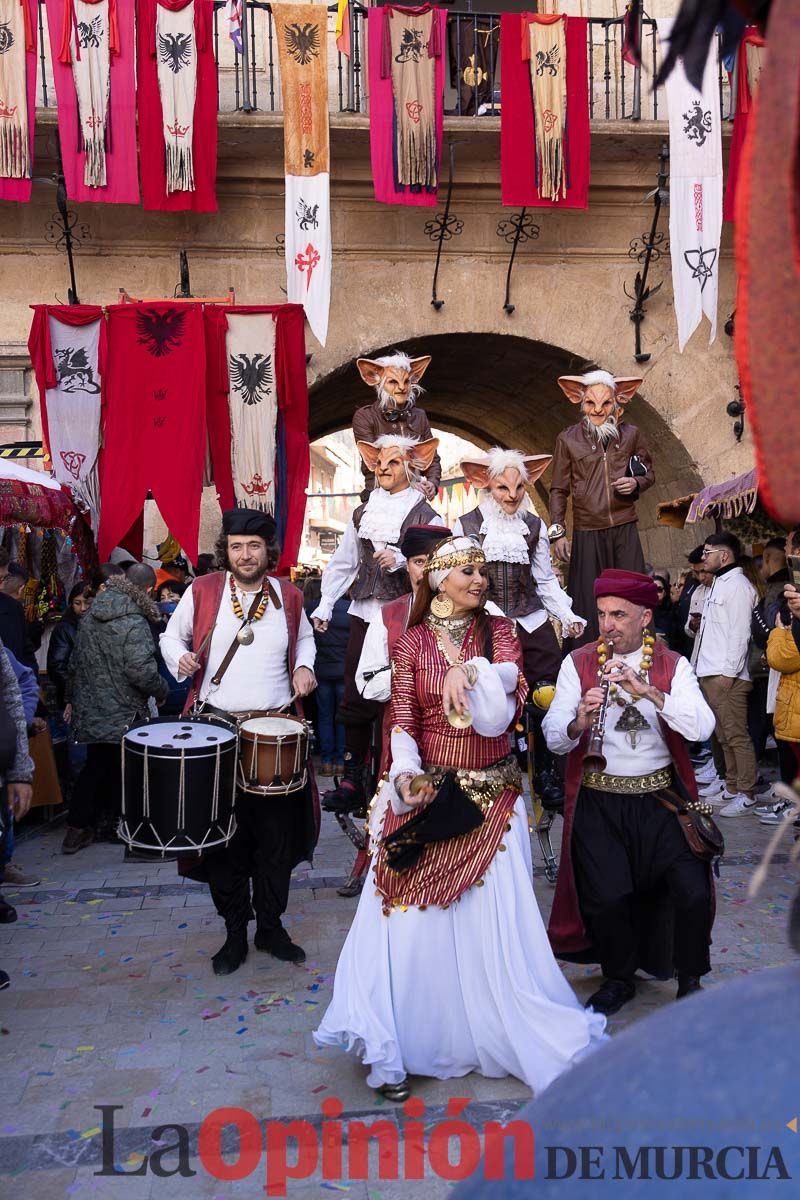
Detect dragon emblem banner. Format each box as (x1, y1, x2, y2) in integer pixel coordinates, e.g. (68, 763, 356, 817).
(204, 304, 310, 571)
(224, 312, 278, 513)
(0, 0, 36, 202)
(658, 17, 722, 351)
(98, 303, 206, 561)
(45, 0, 139, 203)
(136, 0, 217, 211)
(368, 4, 445, 206)
(274, 4, 331, 347)
(27, 304, 105, 528)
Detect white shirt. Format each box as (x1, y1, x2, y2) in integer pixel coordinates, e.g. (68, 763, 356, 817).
(453, 504, 584, 634)
(685, 582, 710, 638)
(159, 573, 316, 713)
(691, 566, 758, 680)
(311, 488, 445, 623)
(543, 646, 716, 775)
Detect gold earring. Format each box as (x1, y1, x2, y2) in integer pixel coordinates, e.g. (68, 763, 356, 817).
(431, 591, 455, 619)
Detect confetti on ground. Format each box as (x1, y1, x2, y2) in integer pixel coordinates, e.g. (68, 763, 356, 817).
(80, 1126, 101, 1139)
(77, 1046, 94, 1052)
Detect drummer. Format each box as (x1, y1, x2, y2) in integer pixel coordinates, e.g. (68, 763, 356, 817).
(160, 509, 318, 976)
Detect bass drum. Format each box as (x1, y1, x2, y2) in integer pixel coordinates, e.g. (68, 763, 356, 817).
(120, 715, 238, 854)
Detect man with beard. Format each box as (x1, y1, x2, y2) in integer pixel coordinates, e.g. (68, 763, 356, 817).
(549, 371, 654, 644)
(352, 352, 441, 499)
(455, 448, 586, 806)
(310, 436, 443, 813)
(160, 510, 318, 976)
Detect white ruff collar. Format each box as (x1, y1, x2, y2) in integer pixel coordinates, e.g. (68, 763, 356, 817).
(358, 486, 418, 546)
(479, 496, 532, 564)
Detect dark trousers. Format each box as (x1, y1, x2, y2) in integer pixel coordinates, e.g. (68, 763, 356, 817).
(571, 787, 712, 980)
(747, 676, 770, 760)
(316, 680, 345, 762)
(518, 619, 563, 686)
(204, 790, 303, 938)
(337, 616, 382, 761)
(568, 523, 646, 645)
(68, 743, 122, 830)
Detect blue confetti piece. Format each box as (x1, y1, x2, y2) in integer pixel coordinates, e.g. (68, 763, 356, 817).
(178, 923, 187, 929)
(235, 1028, 248, 1035)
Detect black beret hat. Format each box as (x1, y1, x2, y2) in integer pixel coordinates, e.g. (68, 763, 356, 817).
(222, 508, 278, 542)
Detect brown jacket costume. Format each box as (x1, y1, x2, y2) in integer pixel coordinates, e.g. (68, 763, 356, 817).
(549, 421, 654, 532)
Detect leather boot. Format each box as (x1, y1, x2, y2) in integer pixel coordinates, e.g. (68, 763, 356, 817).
(676, 975, 702, 999)
(586, 977, 636, 1015)
(322, 754, 366, 815)
(212, 929, 248, 976)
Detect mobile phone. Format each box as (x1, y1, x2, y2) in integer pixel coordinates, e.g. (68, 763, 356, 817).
(787, 555, 800, 591)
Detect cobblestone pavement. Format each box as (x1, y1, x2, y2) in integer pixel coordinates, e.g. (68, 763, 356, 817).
(0, 771, 795, 1199)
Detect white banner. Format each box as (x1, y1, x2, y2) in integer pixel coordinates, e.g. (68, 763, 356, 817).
(658, 18, 722, 351)
(225, 312, 278, 511)
(45, 314, 102, 524)
(285, 172, 331, 347)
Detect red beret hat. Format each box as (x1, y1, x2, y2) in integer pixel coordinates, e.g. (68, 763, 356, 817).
(593, 569, 659, 608)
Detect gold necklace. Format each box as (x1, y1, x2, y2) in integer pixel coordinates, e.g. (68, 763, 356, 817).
(230, 574, 268, 623)
(597, 635, 655, 706)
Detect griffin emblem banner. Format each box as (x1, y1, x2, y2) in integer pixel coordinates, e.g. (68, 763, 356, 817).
(500, 13, 589, 209)
(368, 4, 445, 206)
(274, 3, 331, 347)
(45, 0, 139, 203)
(27, 303, 105, 528)
(658, 17, 722, 351)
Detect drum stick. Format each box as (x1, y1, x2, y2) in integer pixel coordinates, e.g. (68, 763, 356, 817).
(195, 627, 215, 660)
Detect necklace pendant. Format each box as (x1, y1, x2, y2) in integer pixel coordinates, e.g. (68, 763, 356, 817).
(237, 625, 255, 646)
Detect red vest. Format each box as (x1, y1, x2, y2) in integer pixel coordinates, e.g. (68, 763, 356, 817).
(548, 638, 700, 957)
(183, 571, 304, 713)
(377, 594, 413, 774)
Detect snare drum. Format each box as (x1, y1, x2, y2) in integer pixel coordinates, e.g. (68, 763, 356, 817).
(237, 712, 310, 796)
(120, 716, 238, 854)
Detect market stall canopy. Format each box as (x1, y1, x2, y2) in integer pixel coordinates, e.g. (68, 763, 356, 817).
(0, 458, 62, 491)
(657, 468, 758, 529)
(0, 459, 95, 573)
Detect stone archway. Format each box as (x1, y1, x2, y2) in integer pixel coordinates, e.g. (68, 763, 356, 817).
(309, 332, 711, 568)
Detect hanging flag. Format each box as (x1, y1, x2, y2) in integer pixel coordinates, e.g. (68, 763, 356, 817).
(0, 0, 36, 202)
(621, 0, 642, 69)
(44, 0, 139, 204)
(500, 14, 590, 209)
(136, 0, 217, 212)
(224, 0, 242, 53)
(204, 304, 310, 572)
(98, 303, 206, 561)
(225, 312, 278, 512)
(335, 0, 349, 58)
(274, 3, 331, 347)
(367, 4, 446, 207)
(27, 304, 105, 528)
(658, 17, 722, 351)
(723, 28, 765, 222)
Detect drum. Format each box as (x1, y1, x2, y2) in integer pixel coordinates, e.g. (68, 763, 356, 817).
(237, 712, 310, 796)
(120, 715, 238, 854)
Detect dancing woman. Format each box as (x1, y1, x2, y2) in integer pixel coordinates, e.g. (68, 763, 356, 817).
(314, 537, 606, 1099)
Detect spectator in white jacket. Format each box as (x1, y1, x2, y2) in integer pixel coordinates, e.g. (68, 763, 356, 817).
(692, 533, 758, 817)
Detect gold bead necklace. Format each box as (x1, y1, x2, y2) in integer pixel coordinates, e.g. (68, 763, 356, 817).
(229, 574, 268, 623)
(597, 634, 655, 706)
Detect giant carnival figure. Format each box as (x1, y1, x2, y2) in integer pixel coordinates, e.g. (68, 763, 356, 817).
(456, 448, 586, 808)
(310, 435, 443, 813)
(549, 371, 655, 644)
(352, 353, 442, 499)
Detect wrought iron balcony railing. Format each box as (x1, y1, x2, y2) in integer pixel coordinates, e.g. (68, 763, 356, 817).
(35, 3, 730, 123)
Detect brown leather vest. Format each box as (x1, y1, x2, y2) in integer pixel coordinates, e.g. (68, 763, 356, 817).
(350, 496, 437, 603)
(459, 506, 544, 619)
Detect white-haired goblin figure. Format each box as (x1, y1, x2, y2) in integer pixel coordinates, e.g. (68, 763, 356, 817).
(549, 371, 654, 645)
(352, 353, 441, 499)
(456, 448, 586, 809)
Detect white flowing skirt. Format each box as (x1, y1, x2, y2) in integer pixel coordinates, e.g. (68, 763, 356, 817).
(314, 797, 607, 1093)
